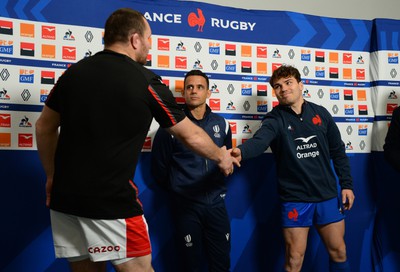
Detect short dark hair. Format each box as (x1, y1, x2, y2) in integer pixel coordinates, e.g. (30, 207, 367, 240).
(184, 70, 209, 89)
(269, 65, 301, 87)
(104, 8, 146, 47)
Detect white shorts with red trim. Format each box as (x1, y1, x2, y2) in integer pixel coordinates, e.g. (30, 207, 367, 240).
(50, 210, 152, 262)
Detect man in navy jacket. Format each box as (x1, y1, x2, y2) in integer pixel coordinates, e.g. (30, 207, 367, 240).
(152, 69, 232, 272)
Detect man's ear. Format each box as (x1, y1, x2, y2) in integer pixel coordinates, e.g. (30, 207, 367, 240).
(130, 33, 140, 49)
(299, 81, 304, 91)
(206, 89, 211, 99)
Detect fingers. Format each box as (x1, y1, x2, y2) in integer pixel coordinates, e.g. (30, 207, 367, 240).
(219, 146, 241, 176)
(342, 189, 355, 210)
(230, 148, 242, 166)
(231, 147, 241, 158)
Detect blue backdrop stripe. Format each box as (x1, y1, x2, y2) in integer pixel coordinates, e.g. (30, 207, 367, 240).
(14, 0, 29, 20)
(350, 20, 370, 51)
(321, 17, 345, 49)
(287, 12, 317, 46)
(31, 0, 52, 22)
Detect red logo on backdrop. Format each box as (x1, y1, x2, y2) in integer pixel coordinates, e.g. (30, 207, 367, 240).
(315, 51, 325, 62)
(257, 85, 267, 96)
(344, 89, 353, 100)
(18, 133, 33, 147)
(175, 56, 187, 69)
(343, 53, 352, 64)
(146, 54, 152, 66)
(229, 122, 237, 134)
(225, 44, 236, 56)
(288, 208, 298, 221)
(272, 63, 282, 72)
(142, 136, 151, 150)
(157, 38, 170, 51)
(188, 8, 205, 32)
(209, 98, 220, 111)
(0, 113, 11, 127)
(0, 20, 13, 35)
(257, 46, 267, 58)
(386, 103, 398, 114)
(356, 69, 365, 80)
(62, 46, 76, 60)
(329, 67, 339, 78)
(312, 114, 322, 126)
(20, 42, 35, 56)
(42, 25, 56, 39)
(358, 105, 368, 115)
(162, 78, 169, 86)
(175, 97, 185, 105)
(41, 71, 55, 85)
(241, 61, 252, 73)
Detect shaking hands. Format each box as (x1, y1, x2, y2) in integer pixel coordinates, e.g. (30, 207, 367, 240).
(218, 146, 243, 177)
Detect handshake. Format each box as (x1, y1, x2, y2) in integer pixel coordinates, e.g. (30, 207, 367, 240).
(217, 147, 242, 177)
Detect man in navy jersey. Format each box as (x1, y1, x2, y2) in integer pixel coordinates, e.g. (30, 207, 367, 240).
(36, 8, 238, 272)
(232, 65, 355, 272)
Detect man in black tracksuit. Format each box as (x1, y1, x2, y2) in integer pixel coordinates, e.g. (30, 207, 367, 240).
(232, 65, 355, 272)
(152, 70, 232, 272)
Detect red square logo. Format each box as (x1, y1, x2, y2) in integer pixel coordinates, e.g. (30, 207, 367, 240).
(209, 98, 220, 111)
(20, 42, 35, 56)
(0, 113, 11, 127)
(0, 20, 13, 35)
(62, 46, 76, 60)
(175, 56, 187, 69)
(225, 44, 236, 55)
(18, 133, 33, 147)
(41, 71, 55, 85)
(42, 25, 56, 40)
(356, 69, 365, 80)
(157, 38, 170, 51)
(256, 46, 267, 58)
(229, 122, 237, 134)
(387, 103, 398, 114)
(272, 63, 282, 72)
(175, 97, 185, 105)
(162, 78, 169, 87)
(315, 51, 325, 62)
(343, 53, 352, 64)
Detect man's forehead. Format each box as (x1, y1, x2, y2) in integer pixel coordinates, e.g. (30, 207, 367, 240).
(274, 76, 295, 83)
(186, 75, 206, 83)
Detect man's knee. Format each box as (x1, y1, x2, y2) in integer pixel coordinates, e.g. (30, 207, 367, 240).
(285, 251, 305, 272)
(113, 254, 153, 272)
(328, 243, 347, 262)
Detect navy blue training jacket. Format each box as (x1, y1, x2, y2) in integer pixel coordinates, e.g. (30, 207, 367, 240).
(151, 104, 232, 205)
(239, 101, 353, 202)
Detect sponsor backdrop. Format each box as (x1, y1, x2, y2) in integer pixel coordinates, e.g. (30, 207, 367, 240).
(0, 0, 399, 271)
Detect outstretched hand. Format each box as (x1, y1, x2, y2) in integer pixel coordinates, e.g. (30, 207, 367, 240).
(218, 146, 241, 176)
